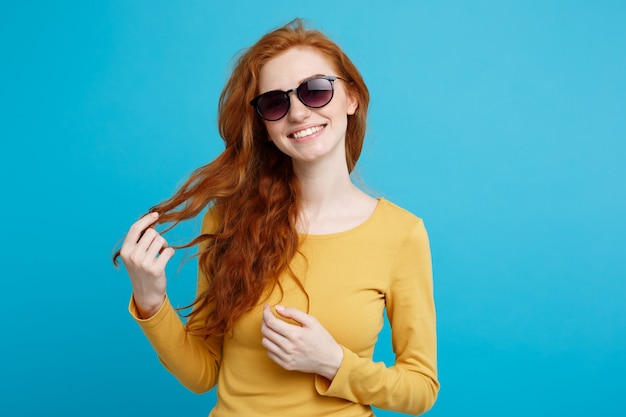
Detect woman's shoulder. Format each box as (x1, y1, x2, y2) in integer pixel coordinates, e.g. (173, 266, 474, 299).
(200, 204, 222, 234)
(376, 198, 425, 227)
(351, 198, 428, 246)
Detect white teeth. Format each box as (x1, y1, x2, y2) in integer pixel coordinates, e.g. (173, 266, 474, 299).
(292, 125, 324, 139)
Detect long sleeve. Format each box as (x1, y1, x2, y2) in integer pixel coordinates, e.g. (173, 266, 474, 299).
(129, 295, 223, 393)
(129, 211, 224, 394)
(315, 219, 439, 415)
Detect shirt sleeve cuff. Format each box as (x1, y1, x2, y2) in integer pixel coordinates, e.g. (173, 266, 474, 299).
(314, 345, 356, 397)
(128, 294, 172, 329)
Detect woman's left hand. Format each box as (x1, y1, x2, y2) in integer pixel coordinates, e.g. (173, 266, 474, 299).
(261, 304, 344, 380)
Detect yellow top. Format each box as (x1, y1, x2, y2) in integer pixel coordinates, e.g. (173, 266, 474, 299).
(130, 198, 439, 416)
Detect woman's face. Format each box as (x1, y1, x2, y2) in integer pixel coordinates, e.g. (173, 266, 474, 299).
(257, 46, 358, 167)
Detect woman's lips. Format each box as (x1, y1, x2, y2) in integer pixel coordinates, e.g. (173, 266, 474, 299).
(289, 124, 326, 139)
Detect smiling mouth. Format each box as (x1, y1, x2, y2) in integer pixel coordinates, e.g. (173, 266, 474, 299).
(289, 125, 326, 140)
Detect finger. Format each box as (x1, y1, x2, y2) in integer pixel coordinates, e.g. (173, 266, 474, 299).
(261, 329, 292, 365)
(261, 305, 281, 332)
(261, 331, 283, 355)
(262, 305, 297, 337)
(266, 347, 290, 368)
(261, 304, 277, 325)
(120, 228, 158, 265)
(154, 247, 175, 270)
(275, 305, 312, 327)
(261, 315, 291, 348)
(145, 234, 168, 261)
(134, 227, 159, 253)
(123, 212, 159, 246)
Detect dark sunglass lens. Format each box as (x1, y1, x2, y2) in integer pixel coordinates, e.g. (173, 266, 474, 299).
(257, 91, 289, 120)
(299, 78, 333, 107)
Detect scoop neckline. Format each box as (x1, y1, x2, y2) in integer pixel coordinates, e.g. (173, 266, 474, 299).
(298, 197, 384, 240)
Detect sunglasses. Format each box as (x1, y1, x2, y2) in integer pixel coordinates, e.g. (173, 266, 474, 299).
(250, 75, 344, 121)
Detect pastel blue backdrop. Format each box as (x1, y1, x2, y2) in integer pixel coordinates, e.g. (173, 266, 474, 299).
(1, 1, 624, 416)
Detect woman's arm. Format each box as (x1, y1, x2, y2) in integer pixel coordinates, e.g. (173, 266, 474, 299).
(129, 292, 223, 394)
(315, 220, 439, 415)
(127, 210, 224, 394)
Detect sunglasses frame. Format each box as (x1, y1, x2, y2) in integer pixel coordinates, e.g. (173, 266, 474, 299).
(250, 75, 343, 121)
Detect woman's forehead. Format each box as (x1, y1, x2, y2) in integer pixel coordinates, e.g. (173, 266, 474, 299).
(258, 47, 337, 91)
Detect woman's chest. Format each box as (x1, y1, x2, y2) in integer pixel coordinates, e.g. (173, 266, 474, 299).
(231, 237, 394, 355)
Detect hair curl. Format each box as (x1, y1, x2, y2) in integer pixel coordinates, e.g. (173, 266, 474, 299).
(114, 18, 369, 336)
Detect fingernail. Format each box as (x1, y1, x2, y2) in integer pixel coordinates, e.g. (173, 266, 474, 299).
(275, 305, 285, 311)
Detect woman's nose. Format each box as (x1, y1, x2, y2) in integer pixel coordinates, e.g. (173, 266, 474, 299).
(286, 93, 311, 121)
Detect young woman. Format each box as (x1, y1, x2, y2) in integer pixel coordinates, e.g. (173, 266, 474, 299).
(116, 19, 439, 417)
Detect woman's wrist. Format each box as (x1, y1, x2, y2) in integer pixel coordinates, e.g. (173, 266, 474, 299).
(133, 294, 166, 319)
(318, 344, 344, 381)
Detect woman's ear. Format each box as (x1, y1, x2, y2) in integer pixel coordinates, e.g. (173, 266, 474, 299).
(346, 91, 358, 116)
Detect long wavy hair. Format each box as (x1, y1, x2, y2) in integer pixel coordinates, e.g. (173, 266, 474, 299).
(114, 18, 369, 336)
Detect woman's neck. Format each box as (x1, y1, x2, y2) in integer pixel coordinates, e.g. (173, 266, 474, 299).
(292, 159, 376, 235)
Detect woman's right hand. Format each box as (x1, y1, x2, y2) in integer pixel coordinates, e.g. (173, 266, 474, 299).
(120, 212, 175, 319)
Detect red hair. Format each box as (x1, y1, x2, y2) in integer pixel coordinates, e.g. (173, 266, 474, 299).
(114, 19, 369, 336)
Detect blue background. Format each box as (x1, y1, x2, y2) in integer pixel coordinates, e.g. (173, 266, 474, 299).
(1, 1, 624, 416)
